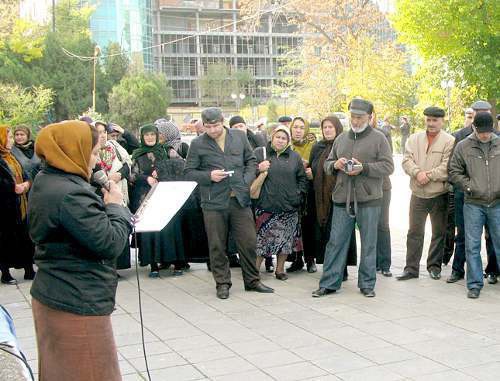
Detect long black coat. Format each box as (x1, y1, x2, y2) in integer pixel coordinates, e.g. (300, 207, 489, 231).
(130, 151, 186, 266)
(0, 157, 33, 269)
(309, 141, 357, 266)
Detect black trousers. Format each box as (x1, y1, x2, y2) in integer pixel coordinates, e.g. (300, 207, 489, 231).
(404, 194, 447, 275)
(203, 198, 260, 288)
(376, 190, 392, 271)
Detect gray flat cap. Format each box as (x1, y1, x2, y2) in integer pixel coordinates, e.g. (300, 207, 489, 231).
(348, 98, 374, 115)
(201, 107, 224, 124)
(471, 100, 492, 111)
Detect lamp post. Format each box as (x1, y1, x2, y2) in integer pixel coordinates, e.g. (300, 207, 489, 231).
(231, 92, 246, 111)
(280, 92, 289, 115)
(92, 45, 101, 111)
(441, 79, 455, 131)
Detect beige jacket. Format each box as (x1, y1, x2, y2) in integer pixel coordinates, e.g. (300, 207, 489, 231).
(402, 130, 455, 199)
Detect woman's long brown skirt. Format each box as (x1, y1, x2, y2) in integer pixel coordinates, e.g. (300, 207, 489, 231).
(32, 298, 121, 381)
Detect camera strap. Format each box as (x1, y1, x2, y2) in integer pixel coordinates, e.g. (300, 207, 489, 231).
(345, 177, 358, 218)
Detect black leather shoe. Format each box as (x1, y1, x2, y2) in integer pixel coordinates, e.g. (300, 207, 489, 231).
(216, 284, 230, 299)
(275, 272, 288, 281)
(381, 270, 392, 277)
(265, 257, 274, 273)
(1, 274, 17, 285)
(245, 282, 274, 293)
(312, 288, 336, 297)
(306, 260, 317, 273)
(396, 271, 418, 281)
(229, 254, 241, 268)
(361, 288, 376, 297)
(287, 259, 304, 273)
(487, 274, 498, 284)
(467, 288, 480, 299)
(446, 271, 464, 283)
(429, 269, 441, 280)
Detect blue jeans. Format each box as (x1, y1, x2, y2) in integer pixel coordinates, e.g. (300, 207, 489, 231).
(452, 188, 498, 276)
(464, 203, 500, 290)
(320, 205, 381, 291)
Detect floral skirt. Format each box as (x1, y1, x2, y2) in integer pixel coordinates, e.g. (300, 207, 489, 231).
(255, 208, 303, 258)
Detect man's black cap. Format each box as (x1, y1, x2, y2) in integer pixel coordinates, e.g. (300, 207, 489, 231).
(473, 112, 494, 133)
(278, 116, 292, 123)
(423, 106, 445, 118)
(201, 107, 224, 124)
(348, 98, 374, 115)
(229, 115, 245, 128)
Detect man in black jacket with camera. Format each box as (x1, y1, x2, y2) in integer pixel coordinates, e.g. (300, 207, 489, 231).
(184, 107, 273, 299)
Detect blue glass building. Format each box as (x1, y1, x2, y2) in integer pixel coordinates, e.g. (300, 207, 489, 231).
(86, 0, 153, 70)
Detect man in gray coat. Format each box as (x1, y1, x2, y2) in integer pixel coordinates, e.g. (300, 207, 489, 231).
(312, 98, 394, 298)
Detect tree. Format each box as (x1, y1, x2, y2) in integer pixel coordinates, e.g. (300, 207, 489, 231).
(240, 0, 385, 51)
(199, 63, 233, 106)
(108, 72, 172, 131)
(103, 42, 129, 85)
(0, 84, 54, 128)
(392, 0, 499, 110)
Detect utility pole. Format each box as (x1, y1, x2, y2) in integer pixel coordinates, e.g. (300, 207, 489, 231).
(92, 46, 101, 111)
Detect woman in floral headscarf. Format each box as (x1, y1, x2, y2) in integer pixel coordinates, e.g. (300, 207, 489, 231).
(0, 125, 35, 284)
(93, 121, 132, 270)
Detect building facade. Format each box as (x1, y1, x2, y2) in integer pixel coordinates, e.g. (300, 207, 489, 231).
(86, 0, 154, 70)
(153, 0, 303, 105)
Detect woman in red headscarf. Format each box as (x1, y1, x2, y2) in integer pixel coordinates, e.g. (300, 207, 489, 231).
(0, 125, 35, 284)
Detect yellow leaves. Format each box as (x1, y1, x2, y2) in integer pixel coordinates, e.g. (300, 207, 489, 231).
(6, 19, 44, 62)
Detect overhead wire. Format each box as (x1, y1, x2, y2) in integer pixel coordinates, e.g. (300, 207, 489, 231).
(61, 0, 302, 61)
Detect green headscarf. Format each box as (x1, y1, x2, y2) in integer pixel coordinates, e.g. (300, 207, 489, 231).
(131, 124, 168, 161)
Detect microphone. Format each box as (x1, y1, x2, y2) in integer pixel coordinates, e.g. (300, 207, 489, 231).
(92, 170, 111, 191)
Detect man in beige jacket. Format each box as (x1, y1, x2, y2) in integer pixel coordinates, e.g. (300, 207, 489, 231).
(397, 107, 455, 280)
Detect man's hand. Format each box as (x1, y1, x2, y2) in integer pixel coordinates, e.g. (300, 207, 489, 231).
(416, 171, 430, 185)
(305, 167, 313, 180)
(346, 158, 363, 176)
(258, 160, 270, 173)
(334, 158, 348, 171)
(103, 181, 123, 205)
(210, 169, 228, 183)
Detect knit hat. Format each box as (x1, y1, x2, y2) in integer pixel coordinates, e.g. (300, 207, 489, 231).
(229, 115, 245, 128)
(473, 112, 494, 133)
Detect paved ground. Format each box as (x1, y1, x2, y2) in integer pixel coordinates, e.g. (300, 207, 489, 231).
(2, 156, 500, 381)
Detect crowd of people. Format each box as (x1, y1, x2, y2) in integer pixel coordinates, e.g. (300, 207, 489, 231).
(0, 98, 499, 302)
(1, 96, 499, 380)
